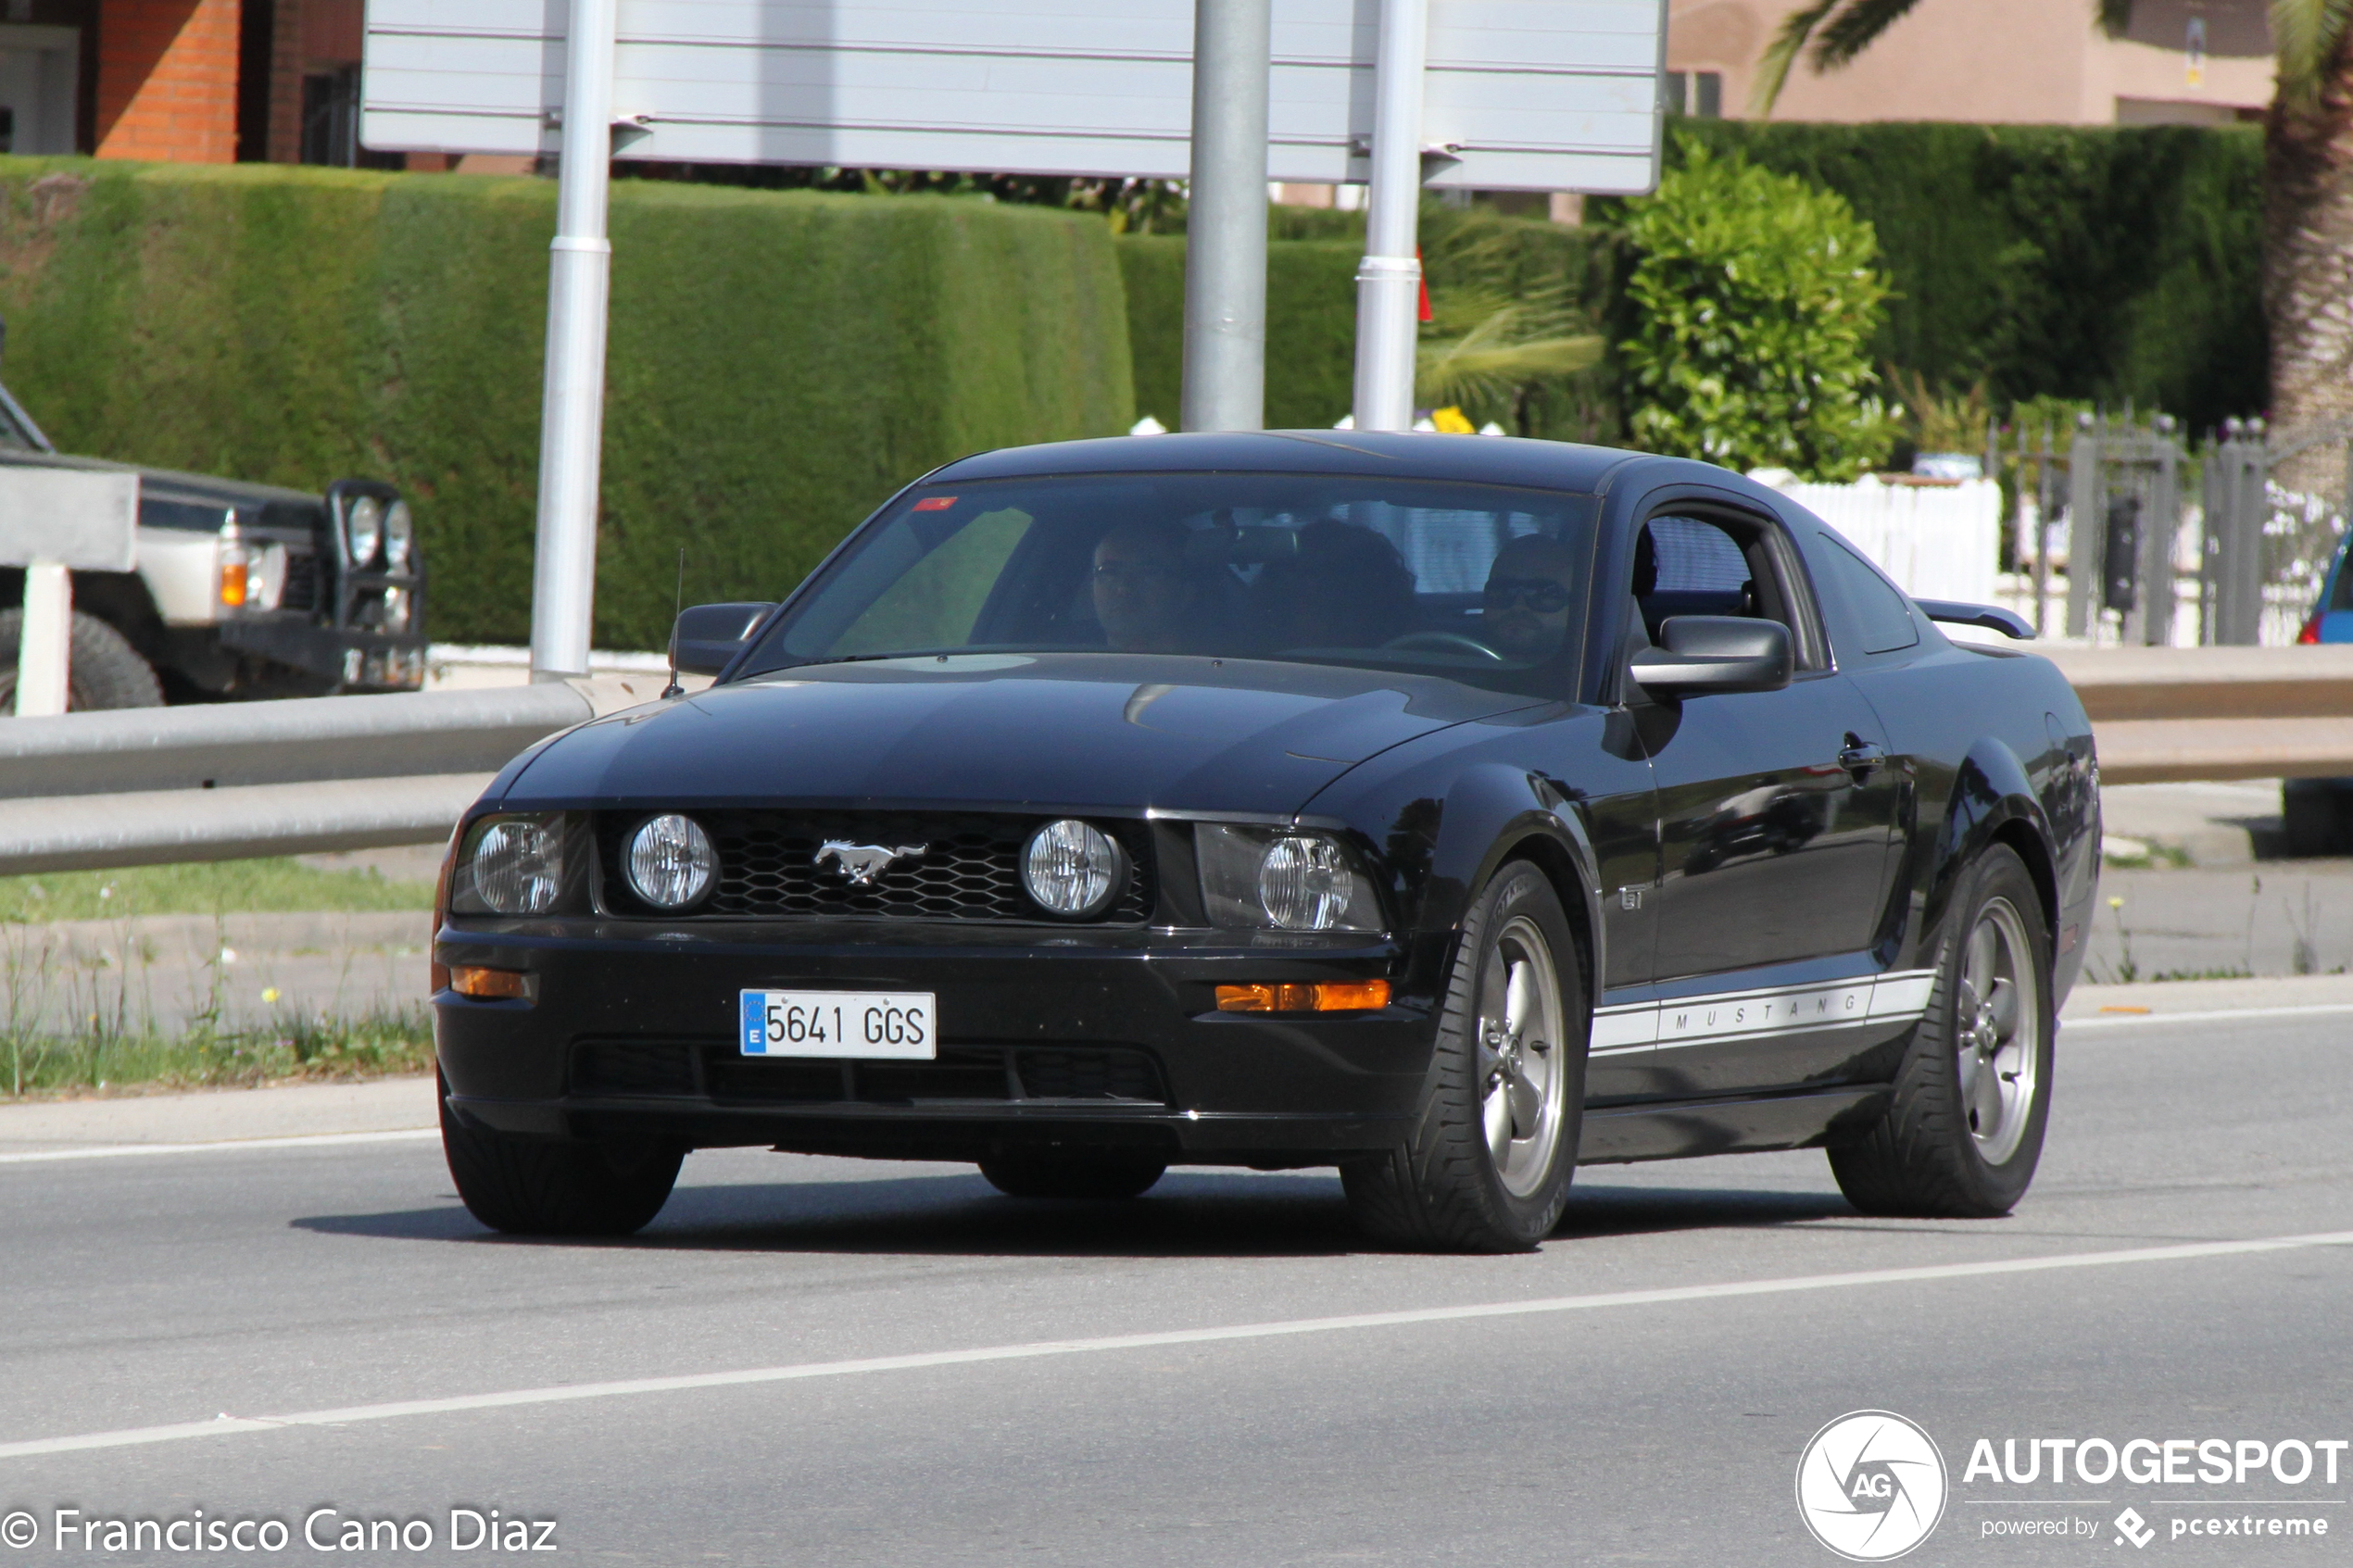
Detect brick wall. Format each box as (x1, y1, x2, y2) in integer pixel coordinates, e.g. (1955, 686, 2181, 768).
(94, 0, 242, 161)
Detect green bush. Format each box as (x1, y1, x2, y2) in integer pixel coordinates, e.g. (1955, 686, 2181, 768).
(0, 159, 1133, 648)
(1616, 144, 1894, 481)
(1606, 119, 2265, 433)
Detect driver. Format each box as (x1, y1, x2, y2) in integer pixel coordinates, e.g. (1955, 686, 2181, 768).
(1092, 519, 1203, 653)
(1480, 534, 1579, 661)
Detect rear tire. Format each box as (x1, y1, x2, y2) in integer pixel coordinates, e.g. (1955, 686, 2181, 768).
(977, 1150, 1166, 1200)
(440, 1075, 683, 1236)
(1341, 860, 1586, 1252)
(1829, 845, 2054, 1217)
(0, 608, 164, 713)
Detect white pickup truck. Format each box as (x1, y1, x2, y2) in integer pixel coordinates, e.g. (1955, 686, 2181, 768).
(0, 375, 426, 710)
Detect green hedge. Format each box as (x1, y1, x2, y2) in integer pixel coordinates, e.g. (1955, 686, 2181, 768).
(0, 160, 1133, 647)
(1599, 121, 2265, 433)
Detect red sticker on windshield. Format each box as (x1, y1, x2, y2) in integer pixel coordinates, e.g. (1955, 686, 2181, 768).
(912, 495, 956, 510)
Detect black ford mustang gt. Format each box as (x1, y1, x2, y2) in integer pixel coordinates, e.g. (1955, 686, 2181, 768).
(433, 432, 2099, 1252)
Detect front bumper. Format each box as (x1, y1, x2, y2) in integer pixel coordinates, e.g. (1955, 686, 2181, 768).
(434, 919, 1440, 1165)
(220, 618, 425, 691)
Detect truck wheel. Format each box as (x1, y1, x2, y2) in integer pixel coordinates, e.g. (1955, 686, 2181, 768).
(1340, 860, 1586, 1253)
(0, 609, 164, 713)
(977, 1150, 1166, 1200)
(440, 1075, 683, 1236)
(1829, 845, 2055, 1218)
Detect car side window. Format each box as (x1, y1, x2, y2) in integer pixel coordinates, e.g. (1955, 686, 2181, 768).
(1632, 511, 1827, 671)
(1817, 535, 1921, 656)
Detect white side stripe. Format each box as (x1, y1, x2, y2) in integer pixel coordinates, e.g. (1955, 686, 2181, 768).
(1591, 971, 1935, 1055)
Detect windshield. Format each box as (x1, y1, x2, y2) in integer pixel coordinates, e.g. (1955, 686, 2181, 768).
(737, 472, 1598, 685)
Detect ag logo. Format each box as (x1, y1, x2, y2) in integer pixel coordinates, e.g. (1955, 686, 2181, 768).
(1795, 1410, 1948, 1561)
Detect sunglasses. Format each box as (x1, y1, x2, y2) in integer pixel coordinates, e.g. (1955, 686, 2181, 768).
(1484, 577, 1570, 613)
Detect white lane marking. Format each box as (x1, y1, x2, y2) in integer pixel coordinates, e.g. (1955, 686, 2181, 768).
(0, 1128, 436, 1166)
(2064, 1002, 2353, 1032)
(4, 1226, 2348, 1462)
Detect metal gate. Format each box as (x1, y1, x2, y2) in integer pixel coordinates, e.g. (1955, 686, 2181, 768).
(2202, 418, 2353, 646)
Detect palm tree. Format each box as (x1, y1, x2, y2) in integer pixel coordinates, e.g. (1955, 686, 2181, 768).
(1754, 0, 2350, 437)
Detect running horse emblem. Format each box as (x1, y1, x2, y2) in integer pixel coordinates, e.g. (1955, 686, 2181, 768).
(814, 840, 928, 886)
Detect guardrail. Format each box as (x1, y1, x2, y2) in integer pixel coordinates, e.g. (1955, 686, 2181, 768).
(0, 675, 663, 875)
(0, 646, 2344, 876)
(2037, 646, 2353, 784)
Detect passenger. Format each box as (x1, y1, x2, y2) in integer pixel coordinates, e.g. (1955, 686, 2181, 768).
(1481, 534, 1579, 661)
(1261, 521, 1418, 651)
(1091, 519, 1204, 653)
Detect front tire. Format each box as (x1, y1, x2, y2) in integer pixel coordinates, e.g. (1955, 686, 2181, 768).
(1342, 860, 1586, 1252)
(1830, 845, 2054, 1217)
(440, 1075, 683, 1236)
(977, 1150, 1166, 1200)
(0, 608, 164, 713)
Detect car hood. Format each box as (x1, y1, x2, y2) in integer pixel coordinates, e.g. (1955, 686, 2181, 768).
(504, 652, 1532, 816)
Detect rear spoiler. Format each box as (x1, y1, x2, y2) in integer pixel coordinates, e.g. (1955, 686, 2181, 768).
(1918, 599, 2032, 639)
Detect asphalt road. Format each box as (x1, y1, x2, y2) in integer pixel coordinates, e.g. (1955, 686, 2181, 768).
(0, 1007, 2347, 1566)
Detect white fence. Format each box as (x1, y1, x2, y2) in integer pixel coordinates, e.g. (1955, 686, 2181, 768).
(1754, 472, 2004, 608)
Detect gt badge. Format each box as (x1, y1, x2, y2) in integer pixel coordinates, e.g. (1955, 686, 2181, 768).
(815, 840, 928, 885)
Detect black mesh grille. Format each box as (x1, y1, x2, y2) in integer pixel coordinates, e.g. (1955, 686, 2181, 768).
(598, 811, 1153, 924)
(1014, 1047, 1163, 1101)
(571, 1039, 1167, 1107)
(573, 1039, 698, 1097)
(281, 551, 322, 614)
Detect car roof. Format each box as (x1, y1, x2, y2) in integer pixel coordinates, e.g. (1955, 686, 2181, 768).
(930, 430, 1655, 493)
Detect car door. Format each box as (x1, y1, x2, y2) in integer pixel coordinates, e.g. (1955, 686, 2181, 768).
(1623, 506, 1905, 1098)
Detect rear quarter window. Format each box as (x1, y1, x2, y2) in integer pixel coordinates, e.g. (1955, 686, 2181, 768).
(1812, 533, 1921, 659)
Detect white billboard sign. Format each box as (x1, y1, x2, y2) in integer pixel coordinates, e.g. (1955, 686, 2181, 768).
(362, 0, 1667, 194)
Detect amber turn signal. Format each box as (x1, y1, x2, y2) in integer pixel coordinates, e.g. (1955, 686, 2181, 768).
(449, 965, 530, 1001)
(1215, 980, 1390, 1013)
(219, 561, 248, 608)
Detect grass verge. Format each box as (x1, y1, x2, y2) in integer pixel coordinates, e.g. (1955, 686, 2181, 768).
(0, 859, 434, 924)
(0, 1004, 434, 1100)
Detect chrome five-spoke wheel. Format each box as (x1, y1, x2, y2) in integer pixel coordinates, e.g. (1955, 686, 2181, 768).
(1478, 913, 1567, 1198)
(1957, 894, 2039, 1164)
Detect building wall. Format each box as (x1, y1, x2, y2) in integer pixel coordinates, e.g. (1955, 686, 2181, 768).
(1668, 0, 2274, 124)
(93, 0, 239, 159)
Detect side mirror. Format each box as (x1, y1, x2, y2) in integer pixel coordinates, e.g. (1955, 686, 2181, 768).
(670, 601, 775, 676)
(1629, 616, 1793, 698)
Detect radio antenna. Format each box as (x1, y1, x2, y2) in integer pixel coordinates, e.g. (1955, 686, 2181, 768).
(661, 547, 686, 699)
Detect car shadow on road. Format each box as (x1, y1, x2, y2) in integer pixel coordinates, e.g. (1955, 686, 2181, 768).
(294, 1169, 1857, 1256)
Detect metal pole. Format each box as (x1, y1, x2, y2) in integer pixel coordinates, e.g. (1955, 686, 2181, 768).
(528, 0, 621, 681)
(1351, 0, 1428, 432)
(1179, 0, 1271, 433)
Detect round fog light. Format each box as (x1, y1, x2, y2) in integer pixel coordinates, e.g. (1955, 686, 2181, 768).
(626, 813, 716, 909)
(1022, 819, 1126, 918)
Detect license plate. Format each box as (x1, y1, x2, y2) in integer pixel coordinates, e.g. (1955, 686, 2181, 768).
(738, 990, 937, 1060)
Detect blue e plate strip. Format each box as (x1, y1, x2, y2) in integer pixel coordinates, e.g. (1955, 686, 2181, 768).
(740, 991, 765, 1055)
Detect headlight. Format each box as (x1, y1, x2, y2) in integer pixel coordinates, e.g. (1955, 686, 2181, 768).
(626, 813, 716, 909)
(384, 499, 414, 573)
(1196, 824, 1382, 932)
(1022, 818, 1126, 918)
(452, 813, 564, 915)
(345, 495, 384, 568)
